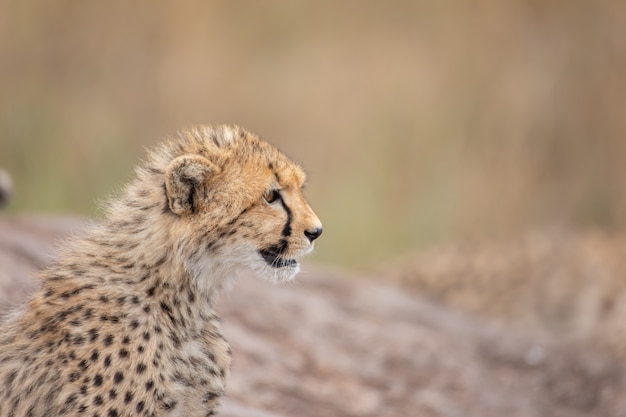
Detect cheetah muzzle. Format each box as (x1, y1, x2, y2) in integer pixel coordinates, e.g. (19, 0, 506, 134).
(0, 125, 322, 417)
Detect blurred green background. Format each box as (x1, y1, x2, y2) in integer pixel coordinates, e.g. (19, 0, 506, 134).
(1, 1, 625, 269)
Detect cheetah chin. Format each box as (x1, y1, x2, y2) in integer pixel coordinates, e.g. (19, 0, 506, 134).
(254, 244, 309, 283)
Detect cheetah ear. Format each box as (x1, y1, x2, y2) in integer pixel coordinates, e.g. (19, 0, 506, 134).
(165, 155, 219, 216)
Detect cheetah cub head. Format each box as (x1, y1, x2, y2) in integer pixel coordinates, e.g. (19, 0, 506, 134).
(159, 125, 322, 286)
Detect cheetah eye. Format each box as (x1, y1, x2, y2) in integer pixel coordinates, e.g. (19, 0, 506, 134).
(263, 189, 281, 204)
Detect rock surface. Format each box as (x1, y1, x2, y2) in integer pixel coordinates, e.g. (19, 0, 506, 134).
(1, 216, 626, 417)
(383, 232, 626, 358)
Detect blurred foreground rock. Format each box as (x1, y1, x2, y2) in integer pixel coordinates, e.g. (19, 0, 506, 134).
(384, 232, 626, 359)
(2, 216, 626, 417)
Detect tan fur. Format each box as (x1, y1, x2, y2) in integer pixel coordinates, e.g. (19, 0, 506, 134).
(0, 125, 322, 416)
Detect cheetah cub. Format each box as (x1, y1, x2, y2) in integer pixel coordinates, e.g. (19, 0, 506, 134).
(0, 125, 322, 416)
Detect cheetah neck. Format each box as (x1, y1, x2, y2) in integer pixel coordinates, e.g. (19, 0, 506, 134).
(38, 206, 231, 336)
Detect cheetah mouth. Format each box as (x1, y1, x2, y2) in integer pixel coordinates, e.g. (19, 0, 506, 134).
(259, 249, 298, 268)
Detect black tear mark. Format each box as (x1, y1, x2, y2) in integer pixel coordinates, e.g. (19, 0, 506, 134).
(270, 170, 292, 237)
(279, 198, 292, 237)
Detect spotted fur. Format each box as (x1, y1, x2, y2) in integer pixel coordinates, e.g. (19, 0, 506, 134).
(0, 125, 322, 416)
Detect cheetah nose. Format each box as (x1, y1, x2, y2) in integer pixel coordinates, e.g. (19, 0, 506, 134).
(304, 227, 323, 242)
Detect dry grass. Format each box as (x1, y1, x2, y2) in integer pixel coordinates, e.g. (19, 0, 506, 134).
(1, 0, 625, 268)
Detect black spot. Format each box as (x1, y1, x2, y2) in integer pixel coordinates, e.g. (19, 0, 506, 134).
(88, 329, 99, 342)
(60, 287, 81, 299)
(146, 286, 156, 297)
(73, 335, 86, 345)
(103, 335, 114, 346)
(100, 314, 120, 323)
(130, 320, 140, 330)
(108, 389, 117, 399)
(83, 308, 94, 320)
(118, 349, 129, 359)
(93, 374, 103, 387)
(136, 363, 146, 374)
(93, 395, 103, 406)
(169, 332, 181, 347)
(107, 409, 118, 417)
(65, 393, 78, 405)
(122, 336, 131, 345)
(113, 372, 124, 384)
(37, 323, 52, 334)
(124, 391, 134, 404)
(145, 380, 154, 391)
(142, 331, 150, 341)
(56, 311, 69, 322)
(136, 401, 145, 413)
(160, 302, 176, 324)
